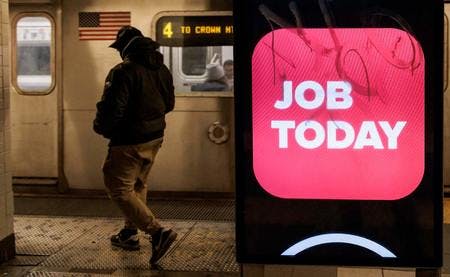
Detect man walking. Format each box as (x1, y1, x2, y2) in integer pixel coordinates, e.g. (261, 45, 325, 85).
(93, 26, 176, 265)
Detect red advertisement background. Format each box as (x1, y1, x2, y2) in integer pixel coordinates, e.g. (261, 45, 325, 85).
(252, 28, 424, 200)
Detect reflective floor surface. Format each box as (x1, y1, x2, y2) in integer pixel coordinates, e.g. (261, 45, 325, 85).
(5, 215, 238, 276)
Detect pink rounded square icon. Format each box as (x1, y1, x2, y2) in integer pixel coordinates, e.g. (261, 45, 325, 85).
(252, 28, 424, 200)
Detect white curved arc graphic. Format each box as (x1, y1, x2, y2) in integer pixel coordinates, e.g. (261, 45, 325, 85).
(281, 233, 396, 258)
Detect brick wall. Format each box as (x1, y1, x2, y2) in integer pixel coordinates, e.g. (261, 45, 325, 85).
(0, 0, 15, 263)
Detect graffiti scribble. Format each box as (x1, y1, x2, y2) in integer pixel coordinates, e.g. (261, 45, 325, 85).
(257, 0, 422, 121)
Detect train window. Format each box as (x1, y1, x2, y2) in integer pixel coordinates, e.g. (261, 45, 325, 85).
(13, 14, 54, 95)
(174, 46, 233, 93)
(182, 47, 207, 76)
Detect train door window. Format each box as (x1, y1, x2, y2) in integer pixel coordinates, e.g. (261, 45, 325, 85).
(13, 14, 54, 95)
(181, 47, 207, 76)
(175, 45, 233, 94)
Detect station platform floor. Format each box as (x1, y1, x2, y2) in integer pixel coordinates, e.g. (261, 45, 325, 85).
(0, 196, 449, 276)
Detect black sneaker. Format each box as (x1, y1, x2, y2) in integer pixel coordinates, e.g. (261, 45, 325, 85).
(110, 228, 140, 251)
(150, 228, 177, 264)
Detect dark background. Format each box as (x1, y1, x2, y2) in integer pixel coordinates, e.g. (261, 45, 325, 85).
(235, 0, 443, 267)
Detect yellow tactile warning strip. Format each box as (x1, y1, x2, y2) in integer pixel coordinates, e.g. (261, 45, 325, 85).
(160, 221, 237, 272)
(13, 216, 239, 274)
(14, 216, 99, 255)
(40, 219, 194, 271)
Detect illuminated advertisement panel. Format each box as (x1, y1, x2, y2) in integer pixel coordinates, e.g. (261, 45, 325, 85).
(252, 28, 424, 200)
(235, 0, 442, 267)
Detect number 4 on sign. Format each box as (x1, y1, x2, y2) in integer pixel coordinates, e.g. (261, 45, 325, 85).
(163, 22, 173, 38)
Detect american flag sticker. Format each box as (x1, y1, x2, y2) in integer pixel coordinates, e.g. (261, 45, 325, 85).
(78, 12, 131, 40)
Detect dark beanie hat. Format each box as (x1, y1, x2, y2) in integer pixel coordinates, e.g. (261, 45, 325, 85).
(109, 25, 143, 50)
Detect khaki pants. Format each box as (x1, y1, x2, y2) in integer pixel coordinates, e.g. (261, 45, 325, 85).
(103, 137, 163, 235)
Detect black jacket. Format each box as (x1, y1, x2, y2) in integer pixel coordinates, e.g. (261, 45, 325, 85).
(93, 37, 175, 146)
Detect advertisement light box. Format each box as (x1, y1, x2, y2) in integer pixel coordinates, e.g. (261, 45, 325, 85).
(235, 0, 442, 267)
(253, 28, 424, 200)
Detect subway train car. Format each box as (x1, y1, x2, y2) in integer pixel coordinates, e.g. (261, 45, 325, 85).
(9, 0, 234, 194)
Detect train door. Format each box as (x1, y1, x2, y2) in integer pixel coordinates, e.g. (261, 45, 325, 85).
(9, 2, 61, 186)
(445, 3, 450, 192)
(152, 12, 235, 192)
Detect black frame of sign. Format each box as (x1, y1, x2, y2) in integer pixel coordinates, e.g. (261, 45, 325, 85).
(235, 0, 443, 267)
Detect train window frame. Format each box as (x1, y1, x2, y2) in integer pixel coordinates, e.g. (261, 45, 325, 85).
(152, 11, 234, 97)
(177, 46, 225, 79)
(12, 12, 56, 95)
